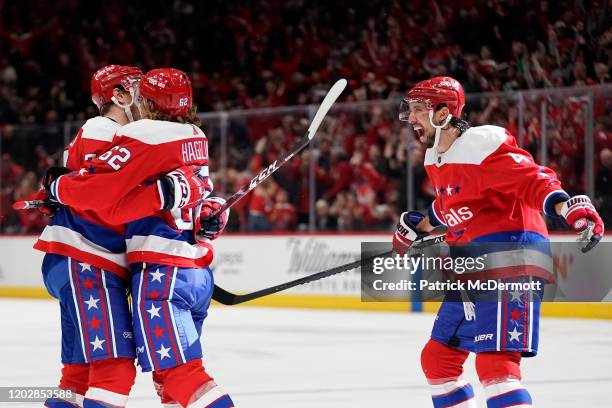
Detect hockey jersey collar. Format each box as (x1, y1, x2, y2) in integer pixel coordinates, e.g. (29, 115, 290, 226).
(424, 125, 507, 167)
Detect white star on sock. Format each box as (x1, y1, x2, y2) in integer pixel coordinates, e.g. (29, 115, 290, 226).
(150, 269, 165, 283)
(90, 336, 105, 351)
(508, 327, 522, 342)
(156, 344, 171, 360)
(147, 304, 161, 319)
(79, 262, 92, 272)
(84, 295, 100, 310)
(509, 290, 523, 302)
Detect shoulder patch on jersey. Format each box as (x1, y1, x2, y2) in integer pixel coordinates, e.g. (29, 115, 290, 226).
(424, 125, 507, 167)
(117, 119, 206, 145)
(80, 116, 122, 142)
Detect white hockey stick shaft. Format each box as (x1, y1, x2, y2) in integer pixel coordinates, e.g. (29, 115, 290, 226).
(209, 78, 347, 218)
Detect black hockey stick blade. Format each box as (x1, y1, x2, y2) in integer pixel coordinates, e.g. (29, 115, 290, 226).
(211, 232, 446, 306)
(212, 251, 385, 305)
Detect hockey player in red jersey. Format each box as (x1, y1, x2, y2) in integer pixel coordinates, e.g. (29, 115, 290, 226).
(46, 68, 234, 408)
(392, 76, 604, 408)
(38, 65, 209, 408)
(37, 65, 143, 408)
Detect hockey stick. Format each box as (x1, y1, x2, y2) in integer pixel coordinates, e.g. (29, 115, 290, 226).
(12, 79, 349, 213)
(212, 232, 446, 306)
(208, 78, 347, 218)
(206, 79, 348, 303)
(12, 200, 47, 210)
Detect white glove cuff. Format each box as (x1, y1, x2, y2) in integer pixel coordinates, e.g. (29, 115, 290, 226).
(560, 195, 593, 218)
(398, 216, 419, 241)
(172, 171, 192, 210)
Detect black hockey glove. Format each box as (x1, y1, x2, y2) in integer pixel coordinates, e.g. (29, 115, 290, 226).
(39, 166, 72, 217)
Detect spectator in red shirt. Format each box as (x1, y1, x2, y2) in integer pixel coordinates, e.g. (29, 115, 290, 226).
(269, 189, 297, 231)
(247, 180, 275, 232)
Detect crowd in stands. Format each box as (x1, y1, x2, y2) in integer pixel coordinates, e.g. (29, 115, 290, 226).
(210, 94, 612, 233)
(0, 0, 611, 233)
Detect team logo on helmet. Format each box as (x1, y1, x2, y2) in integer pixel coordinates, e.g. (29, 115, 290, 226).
(140, 68, 193, 117)
(146, 77, 167, 88)
(94, 65, 117, 81)
(437, 79, 460, 91)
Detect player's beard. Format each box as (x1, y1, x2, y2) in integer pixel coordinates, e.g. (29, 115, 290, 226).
(424, 130, 435, 148)
(414, 126, 435, 148)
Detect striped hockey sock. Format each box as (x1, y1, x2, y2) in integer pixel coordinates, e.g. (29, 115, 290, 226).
(44, 399, 82, 408)
(186, 381, 234, 408)
(83, 388, 129, 407)
(485, 378, 532, 407)
(430, 378, 477, 408)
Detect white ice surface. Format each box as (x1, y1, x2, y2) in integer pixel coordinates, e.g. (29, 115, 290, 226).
(1, 299, 611, 407)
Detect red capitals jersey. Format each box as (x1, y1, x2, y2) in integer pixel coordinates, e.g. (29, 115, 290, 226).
(64, 117, 121, 169)
(425, 125, 569, 280)
(51, 119, 214, 268)
(426, 125, 569, 242)
(35, 117, 167, 279)
(35, 117, 130, 277)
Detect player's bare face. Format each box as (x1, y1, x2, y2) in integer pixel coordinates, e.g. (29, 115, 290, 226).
(407, 103, 435, 148)
(130, 102, 142, 121)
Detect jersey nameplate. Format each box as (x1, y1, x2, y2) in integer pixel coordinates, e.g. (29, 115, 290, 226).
(181, 140, 207, 163)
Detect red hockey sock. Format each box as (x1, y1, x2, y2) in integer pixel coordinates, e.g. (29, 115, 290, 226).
(153, 370, 178, 405)
(476, 353, 532, 407)
(475, 352, 522, 384)
(421, 339, 470, 383)
(85, 358, 136, 407)
(59, 363, 89, 396)
(156, 359, 213, 407)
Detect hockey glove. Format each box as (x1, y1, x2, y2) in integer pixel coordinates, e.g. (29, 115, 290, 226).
(392, 211, 426, 255)
(43, 166, 72, 188)
(560, 195, 604, 253)
(194, 197, 230, 242)
(43, 166, 73, 196)
(32, 188, 62, 217)
(157, 166, 208, 211)
(36, 166, 73, 216)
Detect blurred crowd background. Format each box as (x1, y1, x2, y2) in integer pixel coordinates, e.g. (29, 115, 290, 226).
(0, 0, 611, 233)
